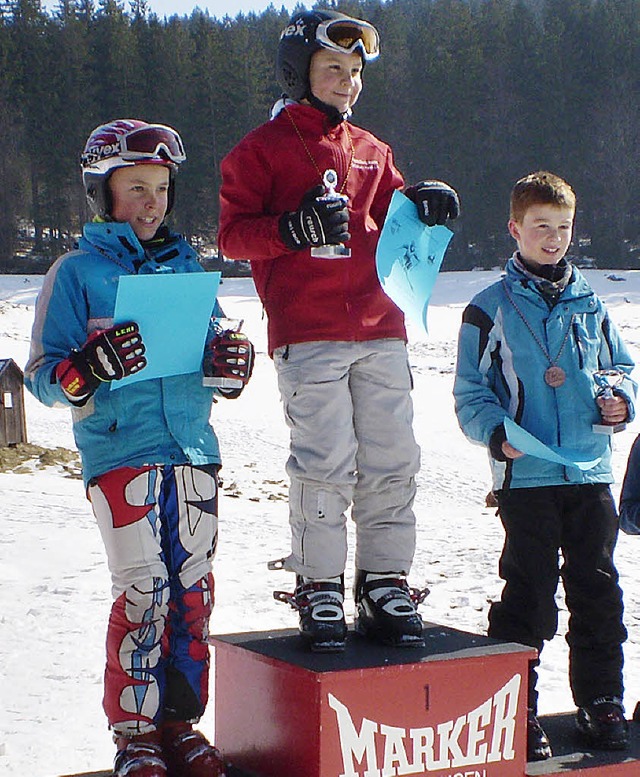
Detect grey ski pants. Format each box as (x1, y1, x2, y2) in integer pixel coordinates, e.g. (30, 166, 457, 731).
(274, 339, 421, 579)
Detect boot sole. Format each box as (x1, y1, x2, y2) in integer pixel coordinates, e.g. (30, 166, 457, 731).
(355, 621, 425, 648)
(575, 723, 629, 751)
(308, 639, 346, 653)
(300, 630, 347, 653)
(576, 735, 629, 751)
(527, 748, 553, 762)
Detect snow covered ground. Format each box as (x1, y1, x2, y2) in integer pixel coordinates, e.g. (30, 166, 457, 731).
(2, 269, 640, 776)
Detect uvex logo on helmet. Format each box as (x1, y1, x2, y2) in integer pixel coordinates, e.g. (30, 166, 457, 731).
(82, 142, 122, 166)
(280, 18, 307, 40)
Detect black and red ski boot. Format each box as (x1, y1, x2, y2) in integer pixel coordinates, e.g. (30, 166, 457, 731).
(275, 575, 347, 653)
(162, 722, 227, 777)
(354, 570, 428, 647)
(113, 732, 167, 777)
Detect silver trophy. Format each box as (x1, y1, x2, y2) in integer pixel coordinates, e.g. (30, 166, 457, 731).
(592, 369, 627, 434)
(310, 169, 351, 259)
(202, 318, 245, 390)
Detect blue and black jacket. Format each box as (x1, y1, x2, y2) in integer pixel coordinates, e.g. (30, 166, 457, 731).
(454, 255, 636, 490)
(25, 221, 223, 485)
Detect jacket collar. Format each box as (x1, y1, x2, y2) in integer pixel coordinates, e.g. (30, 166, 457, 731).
(506, 252, 593, 303)
(275, 100, 349, 138)
(80, 221, 145, 271)
(80, 221, 190, 272)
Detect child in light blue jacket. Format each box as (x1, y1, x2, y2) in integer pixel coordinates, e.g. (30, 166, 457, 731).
(454, 171, 635, 762)
(25, 119, 253, 777)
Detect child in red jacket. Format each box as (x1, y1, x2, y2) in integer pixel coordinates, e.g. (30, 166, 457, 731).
(219, 10, 459, 653)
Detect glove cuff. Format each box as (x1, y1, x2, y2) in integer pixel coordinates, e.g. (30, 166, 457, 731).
(403, 185, 418, 202)
(489, 424, 508, 461)
(56, 353, 100, 404)
(279, 212, 307, 251)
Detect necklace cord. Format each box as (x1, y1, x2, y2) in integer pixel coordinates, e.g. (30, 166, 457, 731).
(284, 105, 354, 195)
(501, 280, 574, 367)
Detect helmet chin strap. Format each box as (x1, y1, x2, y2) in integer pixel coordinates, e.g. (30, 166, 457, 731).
(306, 91, 348, 126)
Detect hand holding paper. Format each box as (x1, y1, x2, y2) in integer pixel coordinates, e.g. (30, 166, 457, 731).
(405, 180, 460, 226)
(376, 190, 453, 336)
(503, 417, 607, 471)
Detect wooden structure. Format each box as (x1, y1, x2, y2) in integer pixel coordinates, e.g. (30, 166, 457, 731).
(0, 358, 27, 446)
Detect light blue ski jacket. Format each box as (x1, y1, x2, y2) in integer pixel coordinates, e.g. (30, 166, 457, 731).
(454, 256, 636, 490)
(25, 221, 222, 485)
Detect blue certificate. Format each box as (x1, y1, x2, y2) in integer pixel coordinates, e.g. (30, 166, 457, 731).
(376, 190, 453, 335)
(112, 272, 221, 388)
(504, 417, 607, 471)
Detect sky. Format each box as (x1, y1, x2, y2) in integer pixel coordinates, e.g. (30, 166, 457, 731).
(137, 0, 298, 19)
(3, 269, 640, 775)
(39, 0, 302, 20)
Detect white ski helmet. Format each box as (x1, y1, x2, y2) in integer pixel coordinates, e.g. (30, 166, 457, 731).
(81, 119, 186, 219)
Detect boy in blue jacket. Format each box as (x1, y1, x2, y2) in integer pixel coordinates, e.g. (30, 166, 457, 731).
(25, 119, 253, 777)
(454, 171, 635, 761)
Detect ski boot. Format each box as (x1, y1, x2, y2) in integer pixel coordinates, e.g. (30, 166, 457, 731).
(354, 570, 428, 647)
(162, 722, 227, 777)
(576, 697, 629, 750)
(274, 574, 347, 653)
(526, 709, 552, 761)
(113, 732, 167, 777)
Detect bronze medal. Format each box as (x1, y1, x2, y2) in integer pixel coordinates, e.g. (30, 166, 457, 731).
(545, 366, 566, 388)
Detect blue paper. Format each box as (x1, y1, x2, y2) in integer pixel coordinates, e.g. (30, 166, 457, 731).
(112, 272, 221, 388)
(376, 190, 453, 335)
(504, 417, 607, 471)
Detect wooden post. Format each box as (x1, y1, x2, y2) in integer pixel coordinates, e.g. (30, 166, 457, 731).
(0, 358, 27, 446)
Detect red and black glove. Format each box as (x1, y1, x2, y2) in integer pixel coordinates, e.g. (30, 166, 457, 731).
(204, 331, 254, 399)
(56, 322, 146, 404)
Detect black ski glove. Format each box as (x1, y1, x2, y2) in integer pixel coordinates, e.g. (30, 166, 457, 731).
(405, 180, 460, 227)
(279, 185, 350, 251)
(56, 322, 146, 404)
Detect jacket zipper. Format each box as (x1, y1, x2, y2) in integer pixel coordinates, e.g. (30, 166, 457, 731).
(572, 321, 584, 369)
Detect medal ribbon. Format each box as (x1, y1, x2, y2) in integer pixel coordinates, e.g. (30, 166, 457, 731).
(501, 280, 574, 385)
(284, 105, 354, 194)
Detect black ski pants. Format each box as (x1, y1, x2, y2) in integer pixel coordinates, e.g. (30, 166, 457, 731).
(490, 483, 626, 711)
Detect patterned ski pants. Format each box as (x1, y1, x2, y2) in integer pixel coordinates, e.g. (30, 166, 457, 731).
(88, 463, 218, 736)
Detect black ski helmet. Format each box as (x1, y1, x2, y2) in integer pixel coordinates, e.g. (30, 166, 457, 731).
(276, 9, 380, 102)
(81, 119, 186, 220)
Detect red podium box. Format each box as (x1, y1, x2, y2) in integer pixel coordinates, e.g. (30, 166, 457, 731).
(61, 624, 640, 777)
(211, 623, 537, 777)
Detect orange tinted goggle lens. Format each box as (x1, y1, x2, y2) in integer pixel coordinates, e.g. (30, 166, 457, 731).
(318, 19, 380, 60)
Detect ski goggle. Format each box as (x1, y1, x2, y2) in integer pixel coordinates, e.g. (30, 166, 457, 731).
(82, 124, 186, 167)
(315, 18, 380, 61)
(118, 124, 186, 164)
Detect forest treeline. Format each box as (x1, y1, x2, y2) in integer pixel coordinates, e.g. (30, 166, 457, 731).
(0, 0, 638, 271)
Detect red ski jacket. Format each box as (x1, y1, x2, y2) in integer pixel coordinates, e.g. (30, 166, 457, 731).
(218, 103, 407, 355)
